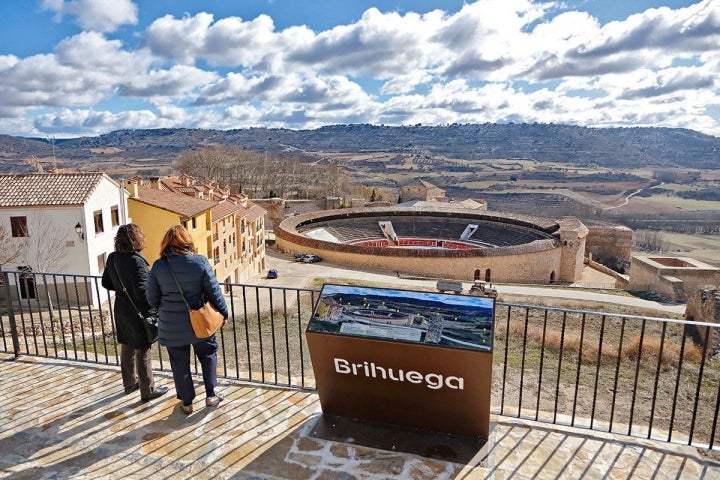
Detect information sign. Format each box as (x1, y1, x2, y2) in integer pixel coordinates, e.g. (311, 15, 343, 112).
(306, 284, 494, 439)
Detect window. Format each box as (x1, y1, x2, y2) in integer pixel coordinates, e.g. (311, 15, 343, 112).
(10, 216, 28, 237)
(191, 217, 197, 229)
(181, 220, 188, 229)
(110, 206, 120, 227)
(93, 210, 104, 234)
(97, 253, 107, 274)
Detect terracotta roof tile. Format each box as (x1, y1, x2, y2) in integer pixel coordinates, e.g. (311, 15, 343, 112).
(244, 204, 266, 222)
(131, 185, 216, 218)
(0, 173, 112, 207)
(211, 200, 243, 220)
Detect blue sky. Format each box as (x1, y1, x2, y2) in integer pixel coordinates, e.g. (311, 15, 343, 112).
(0, 0, 717, 138)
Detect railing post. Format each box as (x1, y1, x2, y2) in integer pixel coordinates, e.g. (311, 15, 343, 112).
(2, 271, 21, 358)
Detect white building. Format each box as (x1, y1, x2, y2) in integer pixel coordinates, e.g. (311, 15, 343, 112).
(0, 172, 128, 307)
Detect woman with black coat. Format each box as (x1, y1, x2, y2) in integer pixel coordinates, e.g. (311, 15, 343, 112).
(102, 224, 168, 402)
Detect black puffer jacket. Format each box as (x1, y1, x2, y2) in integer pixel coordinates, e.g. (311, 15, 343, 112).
(102, 251, 156, 348)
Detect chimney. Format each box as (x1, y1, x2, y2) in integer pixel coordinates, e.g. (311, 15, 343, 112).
(149, 177, 161, 190)
(126, 179, 139, 198)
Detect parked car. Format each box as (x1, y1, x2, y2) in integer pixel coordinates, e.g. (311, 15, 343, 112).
(267, 269, 278, 279)
(294, 253, 308, 262)
(302, 254, 322, 263)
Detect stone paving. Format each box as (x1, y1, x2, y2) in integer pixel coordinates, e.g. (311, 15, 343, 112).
(3, 353, 720, 479)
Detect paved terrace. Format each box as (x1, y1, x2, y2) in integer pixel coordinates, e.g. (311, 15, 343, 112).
(3, 352, 720, 479)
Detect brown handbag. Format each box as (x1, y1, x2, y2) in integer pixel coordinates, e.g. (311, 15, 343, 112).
(166, 257, 224, 338)
(189, 302, 224, 338)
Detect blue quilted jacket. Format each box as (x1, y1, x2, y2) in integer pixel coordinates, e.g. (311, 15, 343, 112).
(146, 252, 229, 347)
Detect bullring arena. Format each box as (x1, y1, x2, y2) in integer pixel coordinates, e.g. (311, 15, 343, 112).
(275, 207, 588, 284)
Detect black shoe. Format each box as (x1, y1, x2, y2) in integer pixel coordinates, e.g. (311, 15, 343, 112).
(141, 386, 169, 403)
(124, 383, 139, 395)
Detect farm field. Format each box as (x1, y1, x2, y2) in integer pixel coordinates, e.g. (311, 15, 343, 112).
(659, 232, 720, 267)
(334, 152, 720, 269)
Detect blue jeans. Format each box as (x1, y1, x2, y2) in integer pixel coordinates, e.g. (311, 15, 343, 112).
(166, 335, 218, 405)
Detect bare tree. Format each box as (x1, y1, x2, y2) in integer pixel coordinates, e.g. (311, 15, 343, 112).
(176, 146, 353, 200)
(18, 211, 69, 273)
(16, 211, 71, 316)
(632, 230, 670, 252)
(324, 161, 347, 197)
(0, 224, 23, 267)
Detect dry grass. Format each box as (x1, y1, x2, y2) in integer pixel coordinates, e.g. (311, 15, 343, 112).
(495, 315, 703, 370)
(621, 335, 704, 366)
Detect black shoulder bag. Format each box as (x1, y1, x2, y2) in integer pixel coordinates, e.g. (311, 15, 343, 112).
(111, 255, 159, 344)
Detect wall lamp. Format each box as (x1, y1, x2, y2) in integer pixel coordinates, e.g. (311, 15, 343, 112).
(75, 222, 84, 240)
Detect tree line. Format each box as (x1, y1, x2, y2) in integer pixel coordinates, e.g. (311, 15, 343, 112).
(175, 147, 350, 199)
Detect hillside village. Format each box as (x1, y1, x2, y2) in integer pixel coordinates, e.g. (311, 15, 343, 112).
(0, 173, 268, 305)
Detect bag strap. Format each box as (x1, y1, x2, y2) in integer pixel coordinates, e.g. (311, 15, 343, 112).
(164, 257, 192, 311)
(111, 254, 144, 320)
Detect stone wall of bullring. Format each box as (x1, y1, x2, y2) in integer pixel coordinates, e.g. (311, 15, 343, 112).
(275, 207, 588, 284)
(585, 224, 633, 267)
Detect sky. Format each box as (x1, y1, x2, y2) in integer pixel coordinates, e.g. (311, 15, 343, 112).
(0, 0, 718, 139)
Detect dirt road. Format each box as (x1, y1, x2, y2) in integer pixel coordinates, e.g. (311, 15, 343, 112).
(257, 249, 685, 316)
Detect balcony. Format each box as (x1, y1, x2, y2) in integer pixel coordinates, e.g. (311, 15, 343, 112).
(2, 270, 720, 477)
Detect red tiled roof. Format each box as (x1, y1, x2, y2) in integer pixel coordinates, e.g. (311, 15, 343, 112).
(130, 185, 216, 218)
(211, 200, 243, 221)
(0, 173, 114, 207)
(244, 204, 267, 222)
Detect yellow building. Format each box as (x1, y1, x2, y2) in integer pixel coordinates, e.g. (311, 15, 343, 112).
(125, 180, 215, 265)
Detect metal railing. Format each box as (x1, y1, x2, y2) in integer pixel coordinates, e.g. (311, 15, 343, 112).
(2, 269, 719, 449)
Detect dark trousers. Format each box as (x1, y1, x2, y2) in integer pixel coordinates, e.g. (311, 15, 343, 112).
(120, 343, 154, 398)
(166, 335, 218, 405)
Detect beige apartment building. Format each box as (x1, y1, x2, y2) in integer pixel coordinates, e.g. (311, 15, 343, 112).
(128, 175, 268, 284)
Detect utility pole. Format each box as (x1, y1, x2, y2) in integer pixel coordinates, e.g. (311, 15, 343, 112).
(46, 135, 56, 170)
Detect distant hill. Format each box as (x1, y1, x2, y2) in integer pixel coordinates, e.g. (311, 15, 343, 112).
(1, 123, 718, 173)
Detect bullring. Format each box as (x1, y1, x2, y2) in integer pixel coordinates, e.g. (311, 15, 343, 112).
(275, 206, 588, 284)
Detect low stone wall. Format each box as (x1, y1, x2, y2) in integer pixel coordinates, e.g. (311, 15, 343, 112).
(629, 255, 720, 302)
(583, 258, 630, 288)
(685, 287, 720, 355)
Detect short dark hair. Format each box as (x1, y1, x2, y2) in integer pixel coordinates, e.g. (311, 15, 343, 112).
(114, 224, 145, 253)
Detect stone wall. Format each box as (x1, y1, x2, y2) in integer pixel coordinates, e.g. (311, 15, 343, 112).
(685, 287, 720, 355)
(629, 256, 720, 302)
(253, 198, 341, 231)
(585, 224, 632, 270)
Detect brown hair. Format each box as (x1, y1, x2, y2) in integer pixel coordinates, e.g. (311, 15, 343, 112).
(114, 223, 145, 253)
(160, 224, 196, 256)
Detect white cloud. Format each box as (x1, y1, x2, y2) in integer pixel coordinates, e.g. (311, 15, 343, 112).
(0, 0, 717, 137)
(41, 0, 138, 33)
(290, 7, 447, 78)
(34, 108, 160, 135)
(118, 65, 218, 99)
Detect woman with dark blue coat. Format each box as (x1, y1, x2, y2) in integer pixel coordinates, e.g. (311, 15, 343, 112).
(146, 225, 229, 415)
